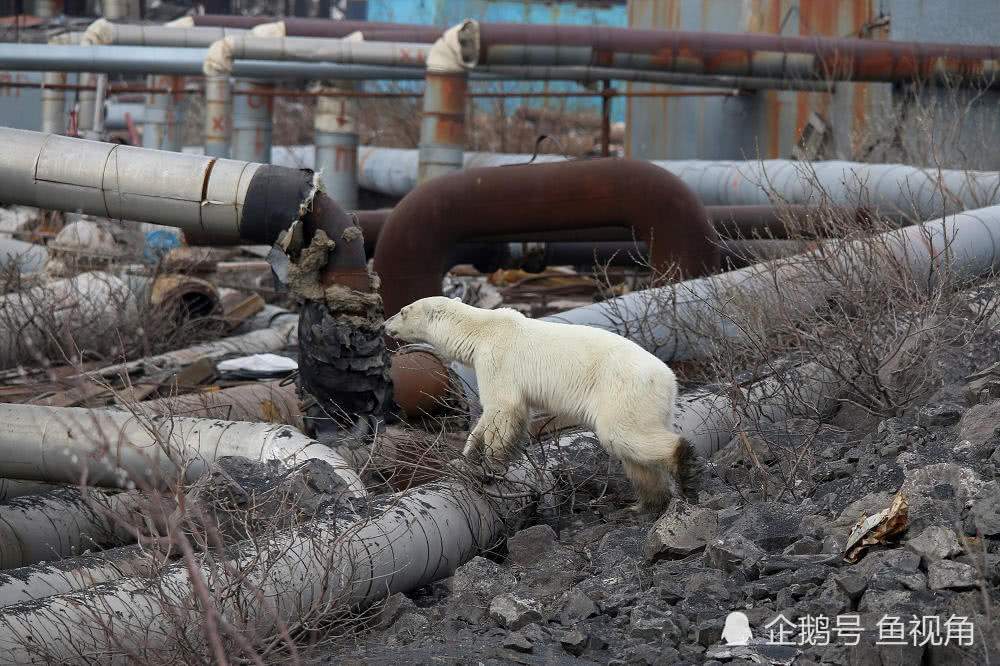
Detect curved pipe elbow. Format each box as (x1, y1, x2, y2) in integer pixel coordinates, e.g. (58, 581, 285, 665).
(373, 157, 720, 317)
(203, 36, 235, 76)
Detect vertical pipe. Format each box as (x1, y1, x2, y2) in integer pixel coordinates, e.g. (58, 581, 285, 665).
(600, 79, 611, 157)
(143, 75, 184, 151)
(101, 0, 127, 19)
(314, 84, 359, 209)
(231, 79, 273, 164)
(203, 74, 231, 158)
(91, 73, 107, 136)
(40, 71, 68, 134)
(76, 72, 96, 136)
(34, 0, 59, 17)
(417, 23, 468, 184)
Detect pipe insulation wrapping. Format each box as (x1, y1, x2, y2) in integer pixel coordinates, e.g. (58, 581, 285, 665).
(0, 464, 546, 663)
(0, 404, 365, 495)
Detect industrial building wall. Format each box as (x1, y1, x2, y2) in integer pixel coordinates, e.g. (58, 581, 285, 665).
(625, 0, 891, 161)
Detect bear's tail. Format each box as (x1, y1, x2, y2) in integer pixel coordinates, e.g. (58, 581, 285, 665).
(672, 436, 704, 501)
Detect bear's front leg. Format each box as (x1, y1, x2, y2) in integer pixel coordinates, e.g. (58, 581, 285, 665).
(463, 403, 527, 463)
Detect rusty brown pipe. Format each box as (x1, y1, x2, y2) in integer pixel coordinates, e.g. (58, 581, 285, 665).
(373, 158, 719, 318)
(191, 15, 443, 43)
(466, 22, 1000, 87)
(356, 204, 869, 254)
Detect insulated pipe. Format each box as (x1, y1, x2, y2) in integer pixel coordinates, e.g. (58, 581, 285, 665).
(374, 158, 719, 317)
(460, 20, 1000, 87)
(142, 74, 185, 151)
(211, 33, 431, 70)
(135, 380, 303, 430)
(0, 488, 140, 569)
(84, 18, 247, 47)
(0, 128, 312, 245)
(0, 545, 152, 609)
(40, 71, 69, 134)
(418, 23, 468, 184)
(76, 72, 97, 135)
(230, 79, 274, 163)
(0, 463, 544, 662)
(315, 84, 359, 210)
(541, 204, 1000, 364)
(0, 404, 365, 494)
(354, 147, 1000, 222)
(203, 74, 232, 157)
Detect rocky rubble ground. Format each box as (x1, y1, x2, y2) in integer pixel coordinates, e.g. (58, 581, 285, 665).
(319, 332, 1000, 665)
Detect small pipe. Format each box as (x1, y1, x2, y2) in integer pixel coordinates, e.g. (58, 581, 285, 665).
(460, 20, 1000, 88)
(418, 22, 468, 184)
(142, 74, 185, 151)
(230, 79, 273, 163)
(374, 157, 718, 318)
(90, 73, 107, 136)
(314, 84, 359, 210)
(203, 73, 232, 157)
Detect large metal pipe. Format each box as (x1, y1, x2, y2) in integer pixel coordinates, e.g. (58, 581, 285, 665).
(230, 79, 274, 163)
(374, 158, 718, 317)
(314, 84, 359, 210)
(0, 464, 543, 662)
(136, 380, 303, 430)
(355, 147, 1000, 223)
(460, 20, 1000, 87)
(418, 23, 468, 184)
(0, 128, 303, 244)
(0, 404, 365, 493)
(142, 74, 185, 151)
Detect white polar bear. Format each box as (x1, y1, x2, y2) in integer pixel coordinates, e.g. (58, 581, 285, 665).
(384, 296, 696, 512)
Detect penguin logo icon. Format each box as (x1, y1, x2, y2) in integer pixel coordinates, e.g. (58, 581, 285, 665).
(722, 611, 753, 646)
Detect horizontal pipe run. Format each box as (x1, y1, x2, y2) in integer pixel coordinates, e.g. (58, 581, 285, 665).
(222, 33, 431, 69)
(0, 463, 545, 662)
(135, 381, 303, 430)
(192, 15, 443, 42)
(461, 20, 1000, 87)
(0, 128, 323, 245)
(355, 147, 1000, 222)
(0, 404, 365, 494)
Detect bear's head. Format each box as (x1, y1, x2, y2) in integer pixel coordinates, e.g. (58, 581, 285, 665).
(384, 296, 460, 344)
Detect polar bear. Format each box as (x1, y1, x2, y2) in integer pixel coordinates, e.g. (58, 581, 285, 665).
(384, 296, 697, 512)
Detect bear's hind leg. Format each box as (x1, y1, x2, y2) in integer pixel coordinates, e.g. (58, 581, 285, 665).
(621, 459, 672, 514)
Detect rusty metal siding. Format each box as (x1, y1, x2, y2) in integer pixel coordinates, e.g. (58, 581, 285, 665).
(626, 0, 886, 160)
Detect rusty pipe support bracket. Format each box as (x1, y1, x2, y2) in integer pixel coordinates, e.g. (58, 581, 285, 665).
(373, 157, 721, 317)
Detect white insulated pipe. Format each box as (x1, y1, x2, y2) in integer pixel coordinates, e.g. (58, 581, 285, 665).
(0, 128, 263, 244)
(0, 463, 543, 662)
(314, 84, 359, 209)
(0, 404, 364, 494)
(230, 79, 274, 163)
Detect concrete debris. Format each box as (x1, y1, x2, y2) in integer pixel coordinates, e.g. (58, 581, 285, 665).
(644, 501, 719, 561)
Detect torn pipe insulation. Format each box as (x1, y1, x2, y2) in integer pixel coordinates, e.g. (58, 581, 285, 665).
(91, 316, 298, 382)
(83, 18, 248, 47)
(0, 544, 153, 609)
(374, 157, 719, 318)
(418, 22, 469, 184)
(278, 203, 394, 447)
(0, 462, 547, 663)
(0, 404, 365, 496)
(135, 380, 304, 430)
(0, 487, 142, 569)
(459, 20, 1000, 87)
(0, 128, 320, 246)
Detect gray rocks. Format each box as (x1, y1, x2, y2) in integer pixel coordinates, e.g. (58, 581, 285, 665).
(958, 401, 1000, 446)
(900, 463, 987, 534)
(644, 501, 718, 561)
(704, 534, 766, 575)
(907, 525, 963, 562)
(927, 560, 979, 590)
(559, 629, 589, 656)
(501, 631, 533, 653)
(489, 593, 542, 630)
(506, 524, 558, 567)
(628, 606, 687, 643)
(556, 588, 599, 626)
(723, 502, 808, 552)
(971, 487, 1000, 536)
(917, 403, 965, 428)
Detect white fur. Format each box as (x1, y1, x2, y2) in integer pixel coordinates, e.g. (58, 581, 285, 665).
(385, 297, 685, 509)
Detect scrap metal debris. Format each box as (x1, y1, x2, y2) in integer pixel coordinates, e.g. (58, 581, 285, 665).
(844, 492, 909, 563)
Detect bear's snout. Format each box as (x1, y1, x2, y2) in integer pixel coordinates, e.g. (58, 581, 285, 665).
(384, 313, 401, 336)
